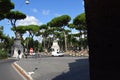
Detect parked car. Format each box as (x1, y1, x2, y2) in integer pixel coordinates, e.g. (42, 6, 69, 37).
(51, 51, 64, 57)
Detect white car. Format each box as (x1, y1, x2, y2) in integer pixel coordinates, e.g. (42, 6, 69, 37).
(51, 51, 64, 57)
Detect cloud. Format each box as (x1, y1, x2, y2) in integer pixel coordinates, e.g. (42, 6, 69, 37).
(54, 13, 61, 17)
(72, 29, 79, 34)
(82, 1, 85, 11)
(42, 10, 50, 15)
(17, 15, 42, 26)
(16, 16, 43, 40)
(36, 35, 43, 43)
(82, 1, 84, 5)
(32, 8, 38, 13)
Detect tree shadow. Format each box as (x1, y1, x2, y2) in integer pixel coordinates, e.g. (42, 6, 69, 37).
(52, 58, 90, 80)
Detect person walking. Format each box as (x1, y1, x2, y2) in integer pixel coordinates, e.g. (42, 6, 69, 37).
(18, 50, 21, 60)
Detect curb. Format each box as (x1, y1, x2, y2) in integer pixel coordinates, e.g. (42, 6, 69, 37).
(0, 58, 11, 62)
(12, 62, 33, 80)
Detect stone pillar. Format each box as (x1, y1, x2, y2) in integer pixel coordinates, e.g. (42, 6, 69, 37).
(84, 0, 120, 80)
(11, 39, 23, 58)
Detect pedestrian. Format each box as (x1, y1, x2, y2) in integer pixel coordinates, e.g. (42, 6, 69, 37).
(24, 48, 28, 59)
(24, 52, 28, 59)
(18, 50, 21, 60)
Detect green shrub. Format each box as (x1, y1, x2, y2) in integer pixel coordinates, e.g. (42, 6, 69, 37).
(0, 49, 8, 59)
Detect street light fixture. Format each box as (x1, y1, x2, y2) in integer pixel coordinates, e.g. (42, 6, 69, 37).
(25, 0, 29, 4)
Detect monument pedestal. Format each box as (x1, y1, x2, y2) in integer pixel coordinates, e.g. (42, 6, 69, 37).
(11, 39, 23, 58)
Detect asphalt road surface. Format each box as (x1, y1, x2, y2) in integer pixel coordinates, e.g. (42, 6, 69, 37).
(17, 56, 90, 80)
(0, 59, 24, 80)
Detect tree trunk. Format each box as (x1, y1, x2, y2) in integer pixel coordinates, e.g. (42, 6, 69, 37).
(64, 31, 67, 52)
(43, 37, 45, 49)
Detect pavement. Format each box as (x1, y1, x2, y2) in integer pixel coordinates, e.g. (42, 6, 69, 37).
(13, 55, 90, 80)
(0, 58, 25, 80)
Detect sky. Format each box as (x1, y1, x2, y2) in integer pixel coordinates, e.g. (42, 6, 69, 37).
(0, 0, 85, 41)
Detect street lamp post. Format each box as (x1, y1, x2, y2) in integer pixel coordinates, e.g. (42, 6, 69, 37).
(25, 0, 29, 4)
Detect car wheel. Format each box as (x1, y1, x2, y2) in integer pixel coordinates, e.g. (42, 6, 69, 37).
(52, 55, 54, 57)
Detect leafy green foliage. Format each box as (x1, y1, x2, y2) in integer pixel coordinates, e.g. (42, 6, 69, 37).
(48, 15, 71, 27)
(6, 11, 26, 20)
(0, 13, 5, 20)
(73, 13, 86, 26)
(72, 13, 88, 49)
(0, 0, 14, 20)
(39, 24, 48, 30)
(0, 49, 8, 59)
(0, 0, 14, 14)
(11, 26, 26, 34)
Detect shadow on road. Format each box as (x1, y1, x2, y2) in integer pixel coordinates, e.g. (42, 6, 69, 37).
(52, 58, 90, 80)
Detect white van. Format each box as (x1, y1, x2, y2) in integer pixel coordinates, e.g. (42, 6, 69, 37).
(51, 49, 64, 57)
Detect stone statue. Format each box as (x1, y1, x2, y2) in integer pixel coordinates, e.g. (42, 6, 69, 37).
(16, 32, 21, 39)
(51, 40, 60, 52)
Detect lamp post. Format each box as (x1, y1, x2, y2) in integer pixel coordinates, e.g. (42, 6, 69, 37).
(25, 0, 29, 4)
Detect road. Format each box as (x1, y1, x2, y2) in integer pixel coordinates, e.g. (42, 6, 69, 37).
(17, 56, 90, 80)
(0, 59, 24, 80)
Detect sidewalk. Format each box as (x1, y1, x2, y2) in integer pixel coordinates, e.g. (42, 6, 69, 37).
(13, 57, 90, 80)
